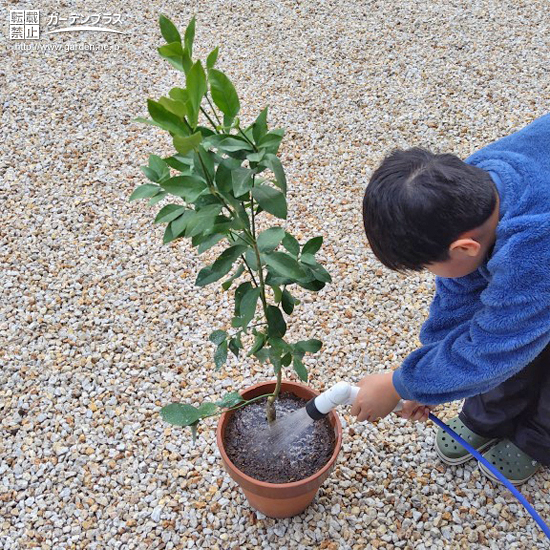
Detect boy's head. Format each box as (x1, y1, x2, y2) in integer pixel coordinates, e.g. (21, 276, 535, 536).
(362, 147, 499, 278)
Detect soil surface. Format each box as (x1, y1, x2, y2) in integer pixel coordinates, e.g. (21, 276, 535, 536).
(223, 392, 336, 484)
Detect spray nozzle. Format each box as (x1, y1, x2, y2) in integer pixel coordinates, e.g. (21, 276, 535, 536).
(305, 381, 403, 420)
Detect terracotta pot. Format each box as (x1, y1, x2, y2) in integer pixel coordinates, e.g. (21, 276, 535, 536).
(216, 380, 343, 518)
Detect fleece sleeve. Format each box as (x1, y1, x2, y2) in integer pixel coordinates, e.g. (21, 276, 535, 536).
(418, 271, 488, 346)
(392, 217, 550, 405)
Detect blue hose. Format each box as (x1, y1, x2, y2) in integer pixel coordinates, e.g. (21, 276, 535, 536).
(429, 412, 550, 540)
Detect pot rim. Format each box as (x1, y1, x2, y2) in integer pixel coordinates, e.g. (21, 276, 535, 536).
(216, 379, 343, 489)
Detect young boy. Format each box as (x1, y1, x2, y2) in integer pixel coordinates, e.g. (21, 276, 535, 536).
(351, 114, 550, 485)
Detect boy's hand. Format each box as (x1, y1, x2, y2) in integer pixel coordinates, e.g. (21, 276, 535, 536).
(350, 372, 401, 422)
(397, 400, 435, 422)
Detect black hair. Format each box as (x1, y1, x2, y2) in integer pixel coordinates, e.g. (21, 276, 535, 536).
(362, 147, 497, 271)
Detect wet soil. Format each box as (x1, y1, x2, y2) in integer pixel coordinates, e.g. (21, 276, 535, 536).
(223, 392, 336, 484)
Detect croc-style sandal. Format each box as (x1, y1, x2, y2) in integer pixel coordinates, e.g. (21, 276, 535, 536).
(479, 439, 541, 486)
(435, 416, 498, 465)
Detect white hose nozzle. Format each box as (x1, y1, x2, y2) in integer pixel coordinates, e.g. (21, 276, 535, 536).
(306, 382, 403, 419)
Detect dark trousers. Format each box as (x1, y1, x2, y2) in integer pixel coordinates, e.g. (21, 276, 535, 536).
(459, 343, 550, 465)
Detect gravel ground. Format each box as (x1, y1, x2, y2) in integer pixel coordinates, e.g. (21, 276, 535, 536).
(2, 0, 549, 548)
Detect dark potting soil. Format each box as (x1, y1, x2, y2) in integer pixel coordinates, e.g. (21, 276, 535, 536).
(223, 392, 336, 484)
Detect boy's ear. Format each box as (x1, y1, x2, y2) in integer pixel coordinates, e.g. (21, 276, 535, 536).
(449, 237, 481, 258)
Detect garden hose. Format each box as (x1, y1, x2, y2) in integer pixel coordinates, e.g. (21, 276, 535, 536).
(430, 412, 550, 540)
(316, 382, 550, 539)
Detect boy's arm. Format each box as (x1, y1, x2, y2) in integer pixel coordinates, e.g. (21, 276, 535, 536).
(393, 221, 550, 405)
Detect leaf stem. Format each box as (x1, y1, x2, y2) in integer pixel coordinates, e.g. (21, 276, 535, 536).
(200, 105, 219, 132)
(237, 124, 258, 152)
(200, 392, 278, 420)
(205, 95, 222, 127)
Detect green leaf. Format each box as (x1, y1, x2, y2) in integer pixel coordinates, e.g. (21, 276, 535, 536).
(141, 166, 160, 182)
(196, 244, 247, 287)
(214, 340, 228, 370)
(208, 68, 240, 119)
(247, 150, 266, 164)
(282, 233, 300, 257)
(261, 153, 287, 194)
(158, 96, 187, 118)
(147, 99, 189, 135)
(257, 227, 285, 252)
(149, 191, 167, 206)
(248, 332, 266, 356)
(206, 46, 219, 70)
(234, 282, 252, 316)
(161, 175, 207, 202)
(300, 253, 316, 266)
(228, 335, 242, 358)
(272, 285, 283, 303)
(195, 146, 216, 183)
(307, 262, 332, 283)
(215, 157, 242, 195)
(149, 155, 170, 180)
(252, 107, 268, 144)
(214, 136, 254, 153)
(193, 232, 225, 253)
(197, 402, 218, 417)
(269, 337, 292, 354)
(171, 210, 193, 238)
(155, 204, 186, 224)
(251, 185, 287, 219)
(133, 116, 165, 130)
(161, 403, 200, 426)
(129, 184, 161, 201)
(232, 167, 254, 197)
(295, 339, 322, 353)
(222, 264, 245, 290)
(209, 330, 227, 345)
(297, 276, 326, 291)
(302, 236, 323, 255)
(266, 305, 286, 338)
(281, 289, 296, 314)
(158, 41, 183, 58)
(157, 41, 185, 72)
(184, 16, 196, 57)
(265, 251, 306, 280)
(173, 132, 202, 155)
(217, 391, 244, 409)
(186, 61, 207, 125)
(258, 129, 285, 153)
(169, 87, 189, 103)
(185, 204, 224, 238)
(245, 249, 259, 271)
(181, 48, 193, 75)
(159, 15, 181, 43)
(293, 356, 308, 382)
(163, 223, 175, 244)
(239, 287, 261, 327)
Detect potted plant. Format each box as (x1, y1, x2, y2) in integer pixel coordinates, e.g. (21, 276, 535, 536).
(129, 15, 342, 518)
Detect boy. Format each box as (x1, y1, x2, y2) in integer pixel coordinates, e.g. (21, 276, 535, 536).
(351, 114, 550, 485)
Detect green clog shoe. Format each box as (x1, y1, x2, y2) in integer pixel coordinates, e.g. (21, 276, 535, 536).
(479, 439, 541, 486)
(435, 416, 498, 465)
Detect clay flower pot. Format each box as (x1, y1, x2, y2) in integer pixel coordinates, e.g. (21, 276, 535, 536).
(216, 380, 343, 518)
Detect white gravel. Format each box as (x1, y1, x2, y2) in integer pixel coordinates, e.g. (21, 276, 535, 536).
(2, 0, 549, 548)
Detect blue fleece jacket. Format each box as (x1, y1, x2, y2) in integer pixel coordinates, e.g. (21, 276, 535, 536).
(392, 114, 550, 405)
